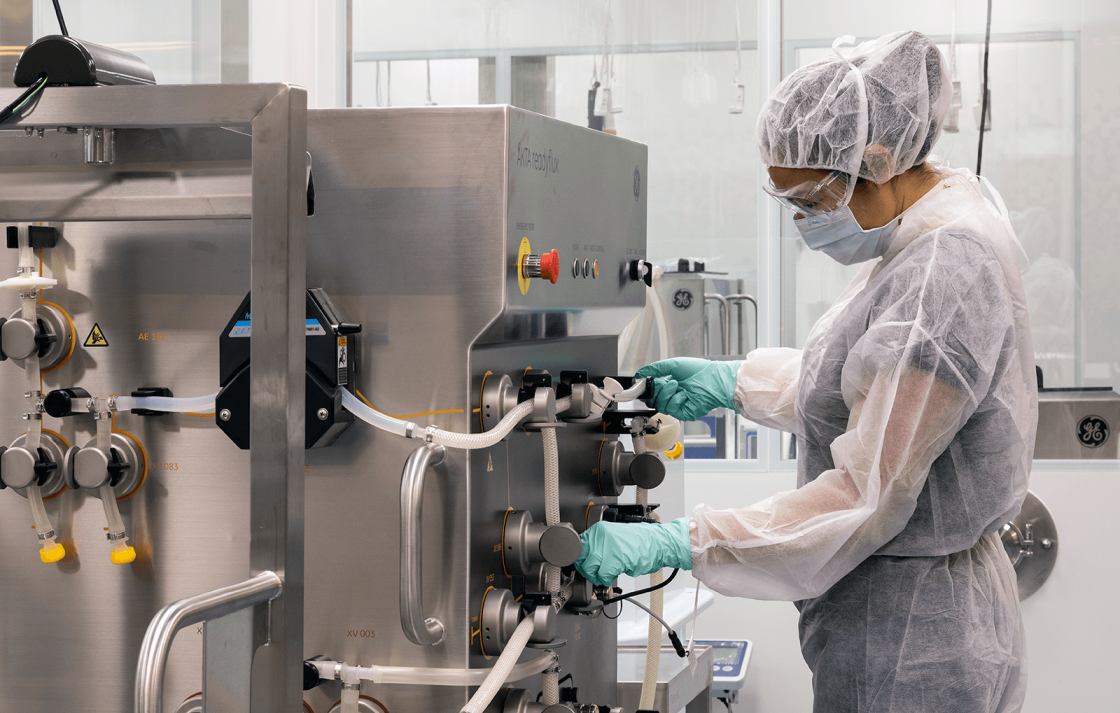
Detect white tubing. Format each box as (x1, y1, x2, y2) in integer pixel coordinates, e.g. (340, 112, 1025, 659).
(428, 400, 533, 450)
(542, 427, 562, 594)
(340, 683, 360, 713)
(27, 484, 52, 532)
(542, 670, 559, 705)
(340, 389, 413, 436)
(113, 392, 218, 414)
(461, 616, 536, 713)
(634, 433, 663, 711)
(320, 651, 556, 687)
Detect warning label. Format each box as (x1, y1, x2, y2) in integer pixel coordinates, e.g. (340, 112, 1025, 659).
(84, 323, 109, 347)
(336, 337, 348, 386)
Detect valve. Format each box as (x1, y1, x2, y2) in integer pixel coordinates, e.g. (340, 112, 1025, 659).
(42, 387, 92, 417)
(64, 432, 144, 498)
(503, 510, 582, 576)
(1, 302, 72, 370)
(628, 259, 652, 287)
(480, 588, 558, 656)
(596, 440, 665, 497)
(1, 431, 68, 563)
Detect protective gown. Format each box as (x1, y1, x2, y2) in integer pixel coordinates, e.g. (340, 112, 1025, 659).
(689, 163, 1037, 712)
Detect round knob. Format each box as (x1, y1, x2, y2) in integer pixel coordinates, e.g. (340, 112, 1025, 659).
(538, 524, 581, 567)
(0, 447, 37, 489)
(43, 388, 92, 418)
(539, 249, 559, 283)
(74, 448, 111, 489)
(1, 318, 38, 360)
(629, 452, 666, 490)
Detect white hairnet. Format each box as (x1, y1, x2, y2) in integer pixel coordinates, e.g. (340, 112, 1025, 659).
(757, 30, 953, 185)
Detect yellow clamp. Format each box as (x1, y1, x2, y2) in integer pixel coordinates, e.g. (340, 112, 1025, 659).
(664, 441, 685, 460)
(39, 542, 66, 564)
(111, 546, 137, 565)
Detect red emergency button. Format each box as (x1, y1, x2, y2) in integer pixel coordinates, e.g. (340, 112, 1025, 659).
(522, 249, 561, 284)
(539, 249, 559, 283)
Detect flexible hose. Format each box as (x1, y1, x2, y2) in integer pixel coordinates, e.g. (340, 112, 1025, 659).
(542, 427, 562, 594)
(343, 389, 574, 451)
(634, 433, 663, 710)
(461, 616, 536, 713)
(321, 651, 555, 687)
(113, 392, 218, 414)
(542, 670, 559, 705)
(341, 683, 360, 713)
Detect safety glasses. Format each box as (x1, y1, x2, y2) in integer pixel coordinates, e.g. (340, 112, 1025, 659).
(763, 171, 850, 217)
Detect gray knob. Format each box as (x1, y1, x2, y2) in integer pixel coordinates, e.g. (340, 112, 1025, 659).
(504, 510, 582, 575)
(1, 318, 38, 360)
(598, 441, 666, 496)
(538, 524, 582, 567)
(0, 447, 37, 489)
(74, 448, 111, 489)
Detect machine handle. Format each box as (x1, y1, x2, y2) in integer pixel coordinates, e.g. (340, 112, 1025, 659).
(134, 571, 282, 713)
(400, 443, 447, 646)
(704, 293, 731, 356)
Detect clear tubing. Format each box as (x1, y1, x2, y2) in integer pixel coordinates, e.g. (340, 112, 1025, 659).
(340, 683, 360, 713)
(542, 670, 559, 706)
(96, 404, 132, 563)
(27, 484, 62, 560)
(113, 393, 218, 414)
(322, 651, 556, 687)
(633, 433, 662, 711)
(340, 389, 415, 437)
(543, 427, 562, 594)
(461, 617, 536, 713)
(341, 389, 573, 450)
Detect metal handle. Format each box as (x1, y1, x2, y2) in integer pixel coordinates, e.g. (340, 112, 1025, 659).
(704, 293, 731, 355)
(400, 443, 447, 646)
(727, 294, 758, 354)
(134, 571, 282, 713)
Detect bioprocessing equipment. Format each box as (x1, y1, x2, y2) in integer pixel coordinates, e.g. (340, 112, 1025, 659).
(0, 84, 671, 713)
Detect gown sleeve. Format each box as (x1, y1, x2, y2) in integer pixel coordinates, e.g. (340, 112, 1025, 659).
(733, 348, 803, 432)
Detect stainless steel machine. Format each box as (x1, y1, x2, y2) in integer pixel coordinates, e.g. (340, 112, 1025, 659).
(301, 106, 649, 713)
(0, 88, 655, 713)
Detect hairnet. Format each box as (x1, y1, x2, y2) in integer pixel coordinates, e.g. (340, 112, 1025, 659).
(757, 30, 952, 185)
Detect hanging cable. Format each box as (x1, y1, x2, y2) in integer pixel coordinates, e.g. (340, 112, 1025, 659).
(0, 74, 48, 125)
(976, 0, 993, 175)
(600, 567, 679, 605)
(626, 597, 688, 658)
(52, 0, 69, 36)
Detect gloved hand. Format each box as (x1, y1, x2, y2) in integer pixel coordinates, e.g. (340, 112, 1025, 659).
(575, 518, 693, 587)
(636, 358, 740, 422)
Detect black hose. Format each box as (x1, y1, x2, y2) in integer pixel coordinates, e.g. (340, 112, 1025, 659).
(52, 0, 69, 36)
(600, 567, 679, 605)
(976, 0, 993, 175)
(0, 75, 48, 125)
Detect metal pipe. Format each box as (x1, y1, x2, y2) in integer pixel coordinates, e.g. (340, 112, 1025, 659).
(704, 293, 731, 355)
(400, 443, 447, 646)
(134, 571, 282, 713)
(727, 294, 758, 354)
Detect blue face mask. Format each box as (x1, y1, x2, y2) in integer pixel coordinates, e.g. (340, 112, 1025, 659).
(794, 205, 901, 265)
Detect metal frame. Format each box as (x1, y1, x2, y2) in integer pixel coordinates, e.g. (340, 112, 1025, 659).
(0, 83, 307, 713)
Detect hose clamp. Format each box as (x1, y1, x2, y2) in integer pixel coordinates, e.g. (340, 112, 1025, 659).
(424, 426, 436, 443)
(332, 662, 344, 680)
(107, 395, 118, 412)
(405, 423, 417, 439)
(107, 531, 128, 543)
(36, 530, 56, 542)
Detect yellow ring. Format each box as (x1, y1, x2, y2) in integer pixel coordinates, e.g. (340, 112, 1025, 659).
(517, 237, 532, 295)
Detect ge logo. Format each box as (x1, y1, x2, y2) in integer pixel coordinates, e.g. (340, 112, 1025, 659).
(633, 166, 641, 201)
(673, 289, 694, 310)
(1077, 415, 1110, 448)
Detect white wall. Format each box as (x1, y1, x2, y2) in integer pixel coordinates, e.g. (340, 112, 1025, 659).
(250, 0, 346, 108)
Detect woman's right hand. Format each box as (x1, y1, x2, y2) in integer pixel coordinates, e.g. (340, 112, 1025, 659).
(636, 358, 740, 422)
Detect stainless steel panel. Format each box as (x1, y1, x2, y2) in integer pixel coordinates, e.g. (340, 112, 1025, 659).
(0, 84, 305, 713)
(1034, 389, 1120, 459)
(303, 107, 646, 713)
(617, 645, 714, 713)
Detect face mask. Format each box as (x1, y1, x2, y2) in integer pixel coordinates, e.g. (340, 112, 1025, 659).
(793, 204, 901, 265)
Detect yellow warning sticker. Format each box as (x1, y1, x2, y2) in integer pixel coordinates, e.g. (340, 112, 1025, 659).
(84, 323, 109, 347)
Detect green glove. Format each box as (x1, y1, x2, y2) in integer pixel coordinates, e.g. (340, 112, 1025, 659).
(575, 518, 693, 587)
(636, 358, 740, 422)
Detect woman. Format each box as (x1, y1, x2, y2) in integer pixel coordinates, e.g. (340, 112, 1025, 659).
(576, 30, 1036, 713)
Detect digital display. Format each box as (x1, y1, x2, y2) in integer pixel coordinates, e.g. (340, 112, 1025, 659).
(713, 646, 739, 664)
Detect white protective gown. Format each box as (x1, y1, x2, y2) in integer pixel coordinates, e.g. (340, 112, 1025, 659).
(689, 163, 1037, 712)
